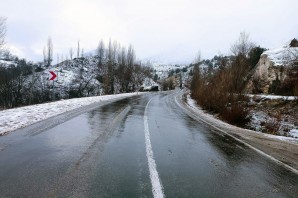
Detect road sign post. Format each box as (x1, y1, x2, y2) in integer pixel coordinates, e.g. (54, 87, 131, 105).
(50, 71, 57, 101)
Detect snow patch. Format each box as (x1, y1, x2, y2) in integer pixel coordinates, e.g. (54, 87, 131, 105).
(290, 129, 298, 138)
(264, 47, 298, 66)
(0, 93, 143, 135)
(247, 94, 297, 101)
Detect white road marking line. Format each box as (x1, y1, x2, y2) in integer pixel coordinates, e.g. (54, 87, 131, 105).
(144, 97, 165, 198)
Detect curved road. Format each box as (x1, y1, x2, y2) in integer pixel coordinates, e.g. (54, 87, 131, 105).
(0, 91, 297, 197)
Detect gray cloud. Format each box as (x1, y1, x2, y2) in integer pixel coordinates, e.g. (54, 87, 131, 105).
(1, 0, 297, 63)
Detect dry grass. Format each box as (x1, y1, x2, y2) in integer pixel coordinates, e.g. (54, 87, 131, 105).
(263, 111, 282, 135)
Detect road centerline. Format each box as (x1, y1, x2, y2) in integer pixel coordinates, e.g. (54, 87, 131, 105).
(144, 97, 165, 198)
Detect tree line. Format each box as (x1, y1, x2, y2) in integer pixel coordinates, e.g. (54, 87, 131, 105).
(96, 39, 152, 95)
(0, 17, 152, 109)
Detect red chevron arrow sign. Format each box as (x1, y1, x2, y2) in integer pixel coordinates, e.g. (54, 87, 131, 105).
(49, 71, 57, 80)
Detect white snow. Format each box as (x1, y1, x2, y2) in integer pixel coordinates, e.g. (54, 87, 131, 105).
(0, 60, 16, 67)
(153, 63, 187, 79)
(250, 111, 267, 132)
(290, 129, 298, 138)
(143, 78, 159, 87)
(247, 94, 297, 101)
(264, 47, 298, 66)
(0, 92, 143, 136)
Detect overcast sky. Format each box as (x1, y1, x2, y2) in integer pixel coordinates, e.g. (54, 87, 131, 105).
(1, 0, 297, 64)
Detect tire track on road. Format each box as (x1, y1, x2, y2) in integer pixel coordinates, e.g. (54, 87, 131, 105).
(47, 105, 132, 197)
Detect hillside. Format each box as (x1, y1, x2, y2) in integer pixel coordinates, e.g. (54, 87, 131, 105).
(34, 56, 101, 98)
(0, 52, 154, 109)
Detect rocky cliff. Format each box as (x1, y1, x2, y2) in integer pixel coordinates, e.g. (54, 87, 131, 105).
(246, 45, 298, 94)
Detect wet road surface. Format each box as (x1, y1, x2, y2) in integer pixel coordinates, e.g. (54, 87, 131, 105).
(0, 91, 297, 197)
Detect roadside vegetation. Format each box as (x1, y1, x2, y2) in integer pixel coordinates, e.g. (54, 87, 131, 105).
(190, 32, 261, 126)
(189, 32, 298, 136)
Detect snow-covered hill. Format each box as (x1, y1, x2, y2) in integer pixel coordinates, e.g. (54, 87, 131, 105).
(35, 56, 101, 97)
(263, 47, 298, 66)
(152, 63, 187, 79)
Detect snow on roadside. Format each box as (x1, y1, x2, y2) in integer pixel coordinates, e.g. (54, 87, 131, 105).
(0, 93, 143, 135)
(247, 94, 297, 101)
(290, 129, 298, 138)
(186, 95, 298, 143)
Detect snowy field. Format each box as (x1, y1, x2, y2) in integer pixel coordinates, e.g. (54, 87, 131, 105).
(186, 95, 298, 142)
(0, 93, 143, 136)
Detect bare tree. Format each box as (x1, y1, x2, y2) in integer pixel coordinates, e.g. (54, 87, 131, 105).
(56, 53, 59, 65)
(69, 48, 74, 59)
(112, 41, 118, 65)
(43, 37, 53, 66)
(77, 40, 80, 58)
(117, 46, 127, 92)
(47, 37, 53, 66)
(81, 48, 84, 58)
(102, 39, 115, 94)
(97, 40, 105, 65)
(120, 47, 127, 66)
(127, 44, 135, 67)
(231, 31, 255, 57)
(43, 47, 47, 65)
(0, 17, 6, 55)
(193, 50, 201, 64)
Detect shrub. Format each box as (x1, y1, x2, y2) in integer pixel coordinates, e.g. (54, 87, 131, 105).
(190, 55, 251, 126)
(272, 65, 298, 96)
(221, 104, 249, 126)
(161, 77, 175, 90)
(263, 112, 281, 135)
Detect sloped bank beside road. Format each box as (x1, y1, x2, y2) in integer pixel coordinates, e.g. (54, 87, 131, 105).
(176, 91, 298, 173)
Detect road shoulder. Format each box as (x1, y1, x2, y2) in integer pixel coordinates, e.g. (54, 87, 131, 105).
(176, 91, 298, 173)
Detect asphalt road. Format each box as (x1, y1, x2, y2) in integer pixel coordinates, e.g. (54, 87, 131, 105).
(0, 91, 297, 197)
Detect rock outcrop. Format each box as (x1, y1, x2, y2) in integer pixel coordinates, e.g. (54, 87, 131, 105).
(246, 43, 298, 94)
